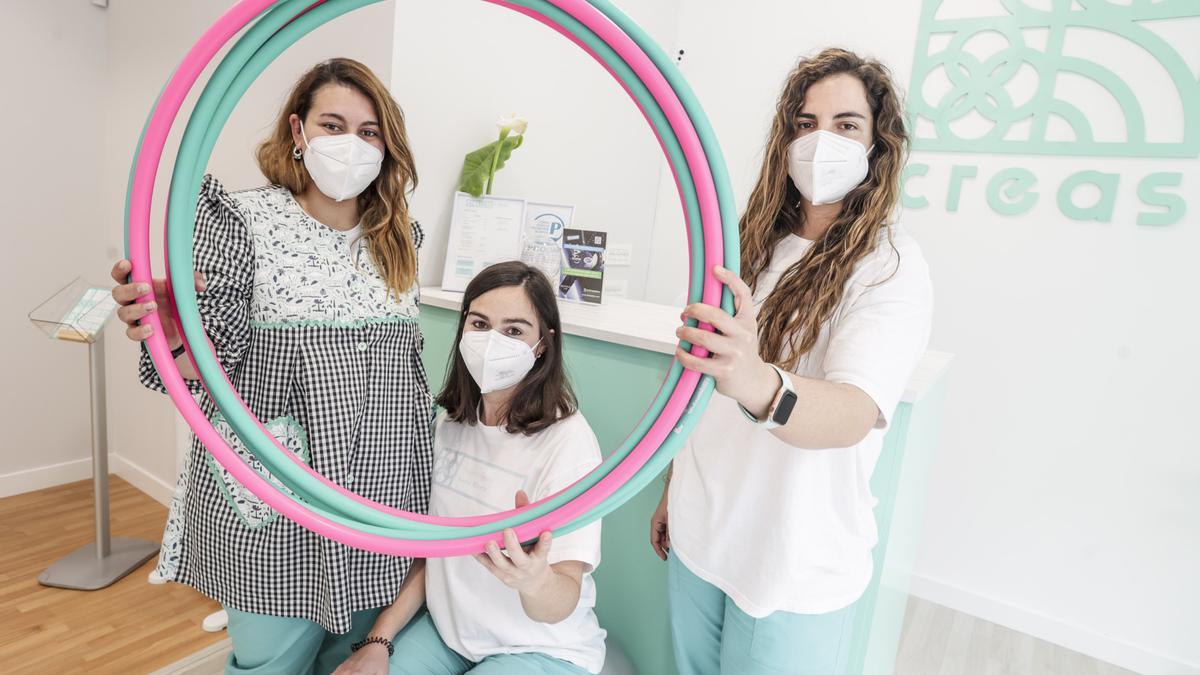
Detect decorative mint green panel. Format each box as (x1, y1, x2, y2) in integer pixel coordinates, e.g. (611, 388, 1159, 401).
(908, 0, 1200, 158)
(856, 377, 952, 675)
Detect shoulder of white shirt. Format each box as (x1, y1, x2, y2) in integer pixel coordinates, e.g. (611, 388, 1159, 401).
(854, 222, 929, 284)
(434, 408, 595, 438)
(540, 410, 596, 440)
(533, 411, 603, 460)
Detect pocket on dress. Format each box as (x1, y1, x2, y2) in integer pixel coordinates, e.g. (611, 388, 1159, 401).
(205, 412, 311, 530)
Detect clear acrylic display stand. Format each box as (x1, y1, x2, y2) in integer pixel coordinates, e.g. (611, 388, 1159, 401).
(28, 277, 159, 590)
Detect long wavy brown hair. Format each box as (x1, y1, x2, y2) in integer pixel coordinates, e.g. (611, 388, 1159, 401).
(742, 48, 907, 369)
(256, 58, 419, 298)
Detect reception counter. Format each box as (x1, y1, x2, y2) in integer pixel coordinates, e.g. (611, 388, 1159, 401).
(420, 287, 953, 675)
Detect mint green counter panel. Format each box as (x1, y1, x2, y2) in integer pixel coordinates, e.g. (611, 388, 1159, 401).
(419, 303, 949, 675)
(851, 376, 951, 675)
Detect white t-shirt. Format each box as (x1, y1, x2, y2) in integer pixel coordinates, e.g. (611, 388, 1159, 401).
(669, 225, 933, 617)
(425, 411, 608, 673)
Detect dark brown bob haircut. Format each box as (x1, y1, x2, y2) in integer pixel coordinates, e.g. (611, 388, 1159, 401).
(435, 261, 577, 435)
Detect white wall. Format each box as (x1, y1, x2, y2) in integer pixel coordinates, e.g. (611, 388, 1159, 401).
(0, 2, 110, 496)
(0, 1, 396, 501)
(390, 0, 681, 300)
(653, 1, 1200, 674)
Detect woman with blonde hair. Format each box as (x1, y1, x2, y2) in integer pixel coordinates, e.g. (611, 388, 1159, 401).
(650, 48, 934, 675)
(110, 58, 432, 674)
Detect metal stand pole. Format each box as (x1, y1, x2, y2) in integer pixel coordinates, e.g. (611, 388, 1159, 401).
(38, 333, 160, 590)
(91, 334, 112, 558)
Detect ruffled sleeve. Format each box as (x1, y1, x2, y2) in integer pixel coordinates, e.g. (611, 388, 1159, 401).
(139, 174, 254, 395)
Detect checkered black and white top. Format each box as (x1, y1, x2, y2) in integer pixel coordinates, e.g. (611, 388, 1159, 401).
(139, 175, 434, 633)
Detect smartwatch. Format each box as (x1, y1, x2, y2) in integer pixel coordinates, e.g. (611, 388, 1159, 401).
(738, 363, 797, 429)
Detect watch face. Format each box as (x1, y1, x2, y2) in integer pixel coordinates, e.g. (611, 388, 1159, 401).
(772, 391, 798, 425)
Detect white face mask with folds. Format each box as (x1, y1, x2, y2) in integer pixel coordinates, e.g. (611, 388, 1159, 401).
(300, 122, 384, 202)
(786, 130, 872, 206)
(458, 330, 542, 394)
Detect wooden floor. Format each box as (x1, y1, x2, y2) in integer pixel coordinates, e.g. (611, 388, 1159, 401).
(0, 477, 224, 674)
(895, 596, 1138, 675)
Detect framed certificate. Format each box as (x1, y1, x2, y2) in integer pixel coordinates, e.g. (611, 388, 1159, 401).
(441, 192, 527, 292)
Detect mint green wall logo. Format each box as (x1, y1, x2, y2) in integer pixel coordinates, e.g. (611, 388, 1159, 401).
(903, 0, 1197, 224)
(908, 0, 1200, 158)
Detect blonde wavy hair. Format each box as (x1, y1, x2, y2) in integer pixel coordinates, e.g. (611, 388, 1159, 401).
(742, 48, 908, 369)
(257, 58, 419, 298)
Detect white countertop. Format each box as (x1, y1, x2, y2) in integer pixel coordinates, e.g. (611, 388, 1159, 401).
(421, 286, 952, 404)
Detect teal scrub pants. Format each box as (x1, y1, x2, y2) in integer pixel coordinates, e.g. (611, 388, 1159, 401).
(667, 553, 857, 675)
(224, 605, 382, 675)
(388, 610, 590, 675)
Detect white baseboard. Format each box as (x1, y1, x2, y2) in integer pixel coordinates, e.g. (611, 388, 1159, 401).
(110, 453, 174, 506)
(0, 453, 173, 507)
(909, 573, 1199, 675)
(0, 456, 97, 499)
(149, 638, 230, 675)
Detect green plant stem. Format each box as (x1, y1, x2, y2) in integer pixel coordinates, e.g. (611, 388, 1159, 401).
(486, 128, 509, 195)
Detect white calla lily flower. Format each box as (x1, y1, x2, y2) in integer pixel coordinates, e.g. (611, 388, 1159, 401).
(496, 114, 529, 135)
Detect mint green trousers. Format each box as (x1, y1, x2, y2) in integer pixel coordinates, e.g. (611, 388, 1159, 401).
(224, 606, 382, 675)
(667, 553, 857, 675)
